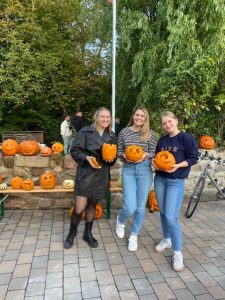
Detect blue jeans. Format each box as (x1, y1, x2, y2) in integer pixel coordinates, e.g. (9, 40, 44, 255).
(118, 160, 153, 235)
(154, 174, 185, 251)
(62, 136, 73, 155)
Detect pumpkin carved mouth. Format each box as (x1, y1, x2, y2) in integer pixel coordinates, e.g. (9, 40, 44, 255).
(154, 151, 176, 170)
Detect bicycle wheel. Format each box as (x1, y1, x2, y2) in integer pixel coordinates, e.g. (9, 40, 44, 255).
(186, 177, 205, 218)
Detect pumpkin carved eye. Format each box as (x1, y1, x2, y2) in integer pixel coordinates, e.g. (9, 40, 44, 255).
(154, 151, 176, 170)
(125, 145, 144, 162)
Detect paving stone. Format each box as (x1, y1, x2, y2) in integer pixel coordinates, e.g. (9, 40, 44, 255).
(64, 293, 82, 300)
(32, 256, 48, 268)
(195, 294, 215, 300)
(184, 259, 204, 272)
(132, 278, 154, 295)
(166, 277, 186, 290)
(45, 287, 63, 300)
(0, 273, 12, 284)
(207, 285, 225, 299)
(0, 285, 8, 299)
(92, 250, 107, 261)
(48, 259, 63, 272)
(17, 252, 33, 264)
(94, 260, 110, 271)
(127, 267, 146, 279)
(25, 296, 43, 300)
(99, 284, 120, 300)
(201, 262, 224, 276)
(13, 264, 31, 278)
(185, 281, 207, 295)
(139, 294, 158, 300)
(26, 282, 45, 297)
(0, 260, 16, 273)
(80, 266, 96, 282)
(81, 281, 100, 299)
(146, 271, 165, 284)
(64, 254, 78, 264)
(178, 268, 198, 283)
(114, 274, 134, 290)
(46, 272, 62, 288)
(29, 268, 47, 283)
(64, 263, 79, 277)
(152, 282, 175, 300)
(107, 252, 123, 265)
(119, 289, 140, 300)
(5, 289, 25, 300)
(49, 251, 63, 260)
(79, 257, 94, 268)
(111, 264, 127, 275)
(96, 270, 114, 285)
(64, 277, 81, 294)
(195, 271, 218, 287)
(139, 259, 158, 272)
(173, 288, 195, 300)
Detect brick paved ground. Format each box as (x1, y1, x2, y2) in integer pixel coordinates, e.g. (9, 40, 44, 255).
(0, 201, 225, 300)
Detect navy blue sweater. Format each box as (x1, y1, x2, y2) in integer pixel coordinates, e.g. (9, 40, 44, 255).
(155, 132, 198, 179)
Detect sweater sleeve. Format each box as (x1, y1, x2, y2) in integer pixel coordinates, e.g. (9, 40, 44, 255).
(182, 133, 198, 166)
(117, 128, 125, 158)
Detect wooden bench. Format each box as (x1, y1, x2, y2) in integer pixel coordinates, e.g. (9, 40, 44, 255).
(0, 186, 122, 220)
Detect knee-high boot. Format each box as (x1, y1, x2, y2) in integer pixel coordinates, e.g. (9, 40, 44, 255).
(83, 221, 98, 248)
(64, 211, 81, 249)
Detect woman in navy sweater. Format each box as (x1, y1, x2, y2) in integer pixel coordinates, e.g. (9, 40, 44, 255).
(152, 111, 198, 271)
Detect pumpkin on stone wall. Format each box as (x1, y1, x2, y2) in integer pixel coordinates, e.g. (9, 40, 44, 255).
(199, 135, 215, 150)
(2, 139, 18, 156)
(63, 179, 75, 189)
(20, 141, 40, 156)
(51, 142, 64, 153)
(125, 145, 144, 162)
(148, 190, 160, 213)
(41, 146, 52, 157)
(102, 143, 117, 161)
(0, 183, 7, 190)
(11, 177, 24, 189)
(154, 151, 176, 171)
(40, 172, 56, 189)
(0, 175, 2, 184)
(22, 179, 34, 190)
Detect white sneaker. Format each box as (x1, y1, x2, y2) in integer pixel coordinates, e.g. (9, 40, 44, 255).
(172, 253, 184, 272)
(128, 235, 138, 252)
(116, 216, 125, 238)
(155, 239, 172, 253)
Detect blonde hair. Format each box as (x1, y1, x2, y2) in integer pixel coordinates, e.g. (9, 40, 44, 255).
(128, 106, 150, 141)
(93, 107, 112, 133)
(161, 111, 178, 121)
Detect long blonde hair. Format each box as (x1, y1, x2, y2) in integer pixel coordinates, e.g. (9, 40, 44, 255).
(128, 106, 150, 141)
(93, 107, 112, 133)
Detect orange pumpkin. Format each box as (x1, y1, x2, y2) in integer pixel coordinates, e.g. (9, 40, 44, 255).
(148, 190, 160, 213)
(22, 179, 34, 190)
(125, 145, 144, 162)
(154, 151, 176, 170)
(20, 140, 40, 156)
(11, 177, 24, 189)
(2, 139, 18, 156)
(69, 203, 103, 220)
(0, 175, 3, 184)
(52, 142, 64, 153)
(102, 143, 117, 161)
(199, 135, 215, 150)
(91, 157, 101, 168)
(40, 172, 56, 189)
(41, 146, 52, 157)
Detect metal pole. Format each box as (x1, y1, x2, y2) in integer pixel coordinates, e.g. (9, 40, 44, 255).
(112, 0, 116, 132)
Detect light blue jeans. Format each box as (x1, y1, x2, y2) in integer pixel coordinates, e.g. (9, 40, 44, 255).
(154, 174, 185, 251)
(118, 160, 153, 235)
(62, 136, 73, 155)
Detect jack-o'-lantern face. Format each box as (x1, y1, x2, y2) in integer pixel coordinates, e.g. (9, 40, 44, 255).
(22, 179, 34, 190)
(63, 179, 74, 189)
(102, 143, 117, 161)
(41, 146, 52, 157)
(154, 151, 176, 170)
(40, 172, 56, 189)
(51, 142, 64, 153)
(2, 139, 18, 156)
(199, 136, 215, 150)
(11, 177, 24, 189)
(125, 145, 144, 162)
(20, 141, 40, 156)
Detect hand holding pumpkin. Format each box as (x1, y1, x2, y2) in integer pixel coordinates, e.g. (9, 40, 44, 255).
(87, 156, 101, 169)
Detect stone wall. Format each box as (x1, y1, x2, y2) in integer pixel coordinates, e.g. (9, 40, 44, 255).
(0, 148, 225, 210)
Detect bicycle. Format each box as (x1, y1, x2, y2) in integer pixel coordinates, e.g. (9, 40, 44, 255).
(185, 151, 225, 218)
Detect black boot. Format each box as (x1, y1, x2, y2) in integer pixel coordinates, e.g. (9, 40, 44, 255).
(64, 212, 81, 249)
(83, 221, 98, 248)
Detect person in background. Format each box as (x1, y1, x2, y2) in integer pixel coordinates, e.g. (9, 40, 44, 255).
(152, 111, 198, 272)
(115, 117, 122, 137)
(116, 106, 157, 251)
(64, 107, 117, 250)
(60, 114, 73, 155)
(71, 109, 85, 133)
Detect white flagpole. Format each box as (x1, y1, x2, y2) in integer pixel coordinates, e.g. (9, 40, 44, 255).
(112, 0, 116, 132)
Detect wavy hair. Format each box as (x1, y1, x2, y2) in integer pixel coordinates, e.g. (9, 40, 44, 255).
(127, 106, 150, 141)
(93, 107, 112, 133)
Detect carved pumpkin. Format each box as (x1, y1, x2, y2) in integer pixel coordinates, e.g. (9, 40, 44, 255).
(52, 142, 64, 153)
(40, 172, 56, 189)
(41, 146, 52, 157)
(20, 140, 40, 156)
(125, 145, 144, 162)
(0, 183, 7, 190)
(199, 135, 215, 150)
(22, 179, 34, 190)
(148, 190, 160, 213)
(0, 175, 2, 184)
(63, 179, 75, 189)
(91, 157, 101, 168)
(2, 139, 18, 156)
(154, 151, 176, 171)
(102, 143, 117, 161)
(69, 203, 103, 220)
(11, 177, 24, 189)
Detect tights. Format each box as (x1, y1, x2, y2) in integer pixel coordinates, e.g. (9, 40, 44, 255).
(72, 196, 98, 223)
